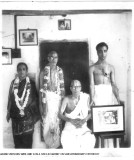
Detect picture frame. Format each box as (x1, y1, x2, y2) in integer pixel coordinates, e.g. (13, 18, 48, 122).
(2, 48, 12, 65)
(91, 105, 125, 133)
(58, 19, 71, 30)
(19, 29, 38, 46)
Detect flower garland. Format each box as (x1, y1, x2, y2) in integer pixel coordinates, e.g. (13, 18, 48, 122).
(13, 76, 31, 116)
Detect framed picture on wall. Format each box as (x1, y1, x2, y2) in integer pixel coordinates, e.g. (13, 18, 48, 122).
(58, 19, 71, 30)
(91, 104, 125, 133)
(19, 29, 38, 46)
(2, 48, 12, 65)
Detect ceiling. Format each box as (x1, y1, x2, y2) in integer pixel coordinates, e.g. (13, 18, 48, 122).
(2, 10, 131, 16)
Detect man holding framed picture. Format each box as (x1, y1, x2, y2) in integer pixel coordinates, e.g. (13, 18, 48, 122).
(89, 42, 121, 147)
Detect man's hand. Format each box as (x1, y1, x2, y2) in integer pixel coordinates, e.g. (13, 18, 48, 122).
(90, 100, 95, 106)
(117, 99, 121, 105)
(70, 118, 86, 128)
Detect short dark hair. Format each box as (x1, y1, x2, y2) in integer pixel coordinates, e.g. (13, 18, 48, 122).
(17, 62, 28, 71)
(48, 51, 58, 57)
(70, 80, 81, 87)
(96, 42, 108, 51)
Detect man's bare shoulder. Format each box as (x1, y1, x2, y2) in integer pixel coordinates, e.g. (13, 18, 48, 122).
(62, 96, 71, 106)
(89, 63, 96, 71)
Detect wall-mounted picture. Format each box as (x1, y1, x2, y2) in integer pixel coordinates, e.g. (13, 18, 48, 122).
(91, 105, 125, 133)
(19, 29, 38, 46)
(58, 19, 71, 30)
(2, 48, 12, 65)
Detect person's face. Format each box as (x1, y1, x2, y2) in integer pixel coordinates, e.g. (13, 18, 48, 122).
(48, 53, 58, 66)
(70, 81, 81, 96)
(17, 65, 28, 80)
(97, 46, 108, 61)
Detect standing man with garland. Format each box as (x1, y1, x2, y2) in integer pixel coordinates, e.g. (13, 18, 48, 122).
(39, 51, 65, 149)
(6, 62, 40, 148)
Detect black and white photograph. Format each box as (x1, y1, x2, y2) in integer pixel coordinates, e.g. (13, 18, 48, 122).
(19, 29, 38, 46)
(91, 105, 125, 133)
(58, 19, 71, 30)
(0, 0, 134, 159)
(2, 48, 12, 65)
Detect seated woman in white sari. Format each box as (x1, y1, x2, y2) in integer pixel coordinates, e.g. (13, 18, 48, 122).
(59, 80, 96, 150)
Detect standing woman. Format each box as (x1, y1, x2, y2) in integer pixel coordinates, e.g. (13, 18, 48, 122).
(6, 62, 40, 148)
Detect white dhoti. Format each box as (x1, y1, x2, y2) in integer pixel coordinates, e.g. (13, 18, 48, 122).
(42, 91, 62, 148)
(94, 84, 119, 148)
(61, 92, 96, 150)
(94, 84, 118, 105)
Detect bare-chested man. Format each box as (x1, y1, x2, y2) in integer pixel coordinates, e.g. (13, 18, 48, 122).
(59, 80, 95, 149)
(89, 42, 120, 106)
(89, 42, 120, 148)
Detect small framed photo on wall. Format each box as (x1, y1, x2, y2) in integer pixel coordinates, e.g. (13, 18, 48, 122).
(2, 48, 12, 65)
(58, 19, 71, 30)
(19, 29, 38, 46)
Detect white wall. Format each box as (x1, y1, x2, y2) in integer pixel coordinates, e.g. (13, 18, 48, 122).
(2, 11, 131, 148)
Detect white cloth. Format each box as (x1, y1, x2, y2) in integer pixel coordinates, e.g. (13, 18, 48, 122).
(94, 84, 118, 105)
(94, 84, 119, 148)
(42, 91, 62, 148)
(61, 92, 96, 149)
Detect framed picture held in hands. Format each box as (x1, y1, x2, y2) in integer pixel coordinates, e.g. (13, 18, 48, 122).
(91, 104, 125, 133)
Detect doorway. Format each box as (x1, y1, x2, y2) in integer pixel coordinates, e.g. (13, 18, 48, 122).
(40, 41, 90, 95)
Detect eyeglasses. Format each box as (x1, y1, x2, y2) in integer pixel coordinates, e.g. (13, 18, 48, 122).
(71, 86, 81, 89)
(48, 56, 58, 59)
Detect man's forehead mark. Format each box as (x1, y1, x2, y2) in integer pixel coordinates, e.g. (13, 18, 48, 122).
(71, 80, 81, 86)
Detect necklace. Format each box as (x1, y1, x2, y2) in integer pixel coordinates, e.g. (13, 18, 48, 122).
(13, 77, 31, 116)
(98, 63, 110, 78)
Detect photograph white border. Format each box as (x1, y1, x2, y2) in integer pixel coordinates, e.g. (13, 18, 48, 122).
(91, 105, 125, 133)
(2, 48, 12, 65)
(19, 29, 38, 46)
(0, 0, 134, 158)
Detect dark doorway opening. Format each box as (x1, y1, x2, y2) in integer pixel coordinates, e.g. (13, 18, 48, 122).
(40, 41, 90, 95)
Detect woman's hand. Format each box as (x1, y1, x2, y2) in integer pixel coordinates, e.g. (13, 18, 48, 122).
(6, 112, 10, 122)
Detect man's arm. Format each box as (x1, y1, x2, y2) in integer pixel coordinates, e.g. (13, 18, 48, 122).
(59, 68, 65, 97)
(110, 65, 120, 104)
(58, 97, 71, 122)
(85, 96, 92, 121)
(58, 97, 81, 127)
(89, 66, 95, 105)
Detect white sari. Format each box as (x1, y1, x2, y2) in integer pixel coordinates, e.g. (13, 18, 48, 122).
(61, 92, 95, 150)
